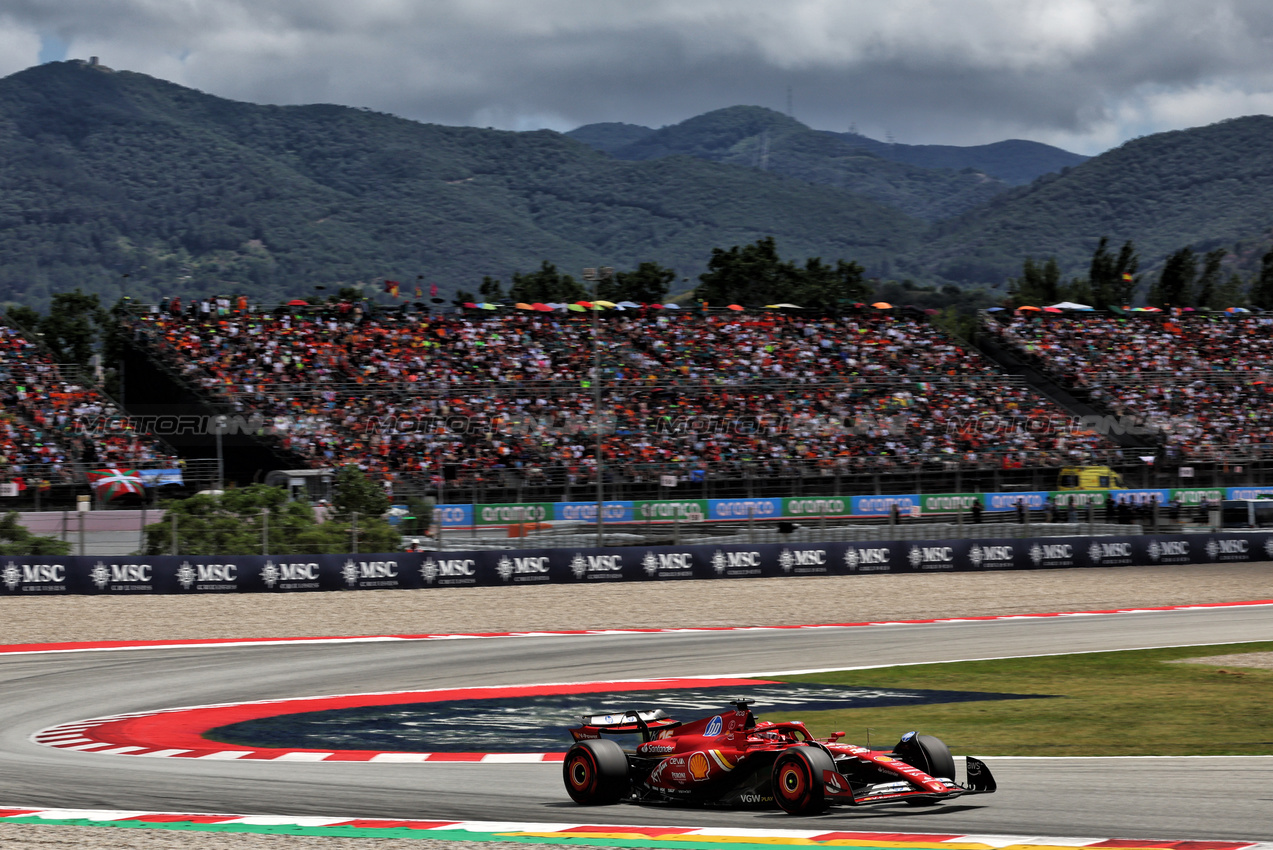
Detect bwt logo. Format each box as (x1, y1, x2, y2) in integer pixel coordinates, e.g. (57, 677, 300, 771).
(571, 553, 623, 579)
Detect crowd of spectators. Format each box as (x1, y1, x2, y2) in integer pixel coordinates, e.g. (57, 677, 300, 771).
(0, 320, 178, 492)
(986, 312, 1273, 460)
(129, 303, 1119, 491)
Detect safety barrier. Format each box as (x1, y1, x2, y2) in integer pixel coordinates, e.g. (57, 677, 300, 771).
(1, 531, 1266, 595)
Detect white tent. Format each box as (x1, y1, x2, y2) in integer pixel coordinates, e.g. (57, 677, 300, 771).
(1048, 301, 1094, 310)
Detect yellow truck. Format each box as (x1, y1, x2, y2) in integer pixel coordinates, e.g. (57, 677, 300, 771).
(1057, 466, 1124, 491)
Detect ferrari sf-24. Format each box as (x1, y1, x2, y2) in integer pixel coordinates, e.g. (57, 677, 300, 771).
(563, 699, 995, 814)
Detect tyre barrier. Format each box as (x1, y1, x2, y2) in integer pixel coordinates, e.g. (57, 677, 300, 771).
(0, 532, 1266, 595)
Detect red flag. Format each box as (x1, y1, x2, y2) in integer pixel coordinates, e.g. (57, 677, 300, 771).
(384, 280, 400, 297)
(430, 283, 438, 298)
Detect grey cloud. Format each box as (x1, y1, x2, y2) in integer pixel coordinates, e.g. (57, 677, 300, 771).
(6, 0, 1273, 153)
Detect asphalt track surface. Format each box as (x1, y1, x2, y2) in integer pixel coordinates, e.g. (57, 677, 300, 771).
(2, 605, 1273, 842)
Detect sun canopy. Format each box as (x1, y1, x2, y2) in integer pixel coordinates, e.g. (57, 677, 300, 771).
(1048, 301, 1093, 310)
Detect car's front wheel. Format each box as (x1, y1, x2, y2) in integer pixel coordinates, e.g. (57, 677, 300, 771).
(772, 747, 835, 815)
(563, 738, 629, 805)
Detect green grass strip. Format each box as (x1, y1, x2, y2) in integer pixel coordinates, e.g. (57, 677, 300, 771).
(765, 641, 1273, 756)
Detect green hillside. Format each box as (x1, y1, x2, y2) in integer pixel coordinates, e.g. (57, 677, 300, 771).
(0, 62, 923, 308)
(594, 106, 1009, 220)
(922, 116, 1273, 286)
(831, 133, 1088, 186)
(565, 122, 654, 155)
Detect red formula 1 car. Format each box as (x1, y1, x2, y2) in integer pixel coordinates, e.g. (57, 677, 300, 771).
(563, 700, 995, 814)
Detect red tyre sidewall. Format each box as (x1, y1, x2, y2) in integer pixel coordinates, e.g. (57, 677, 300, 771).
(565, 748, 600, 803)
(775, 754, 811, 812)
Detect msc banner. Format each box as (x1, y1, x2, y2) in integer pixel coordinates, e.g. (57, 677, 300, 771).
(2, 533, 1269, 595)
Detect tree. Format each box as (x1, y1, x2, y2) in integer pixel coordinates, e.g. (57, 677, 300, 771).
(39, 289, 106, 369)
(0, 512, 71, 556)
(2, 305, 41, 332)
(1151, 247, 1198, 308)
(601, 261, 675, 304)
(508, 262, 586, 303)
(331, 464, 391, 521)
(1250, 250, 1273, 310)
(1008, 256, 1060, 305)
(694, 237, 870, 309)
(1214, 272, 1245, 309)
(1088, 237, 1140, 307)
(1193, 248, 1227, 309)
(478, 276, 506, 302)
(695, 237, 791, 306)
(143, 484, 400, 555)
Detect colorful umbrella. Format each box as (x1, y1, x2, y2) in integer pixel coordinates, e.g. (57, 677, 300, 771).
(514, 302, 534, 310)
(88, 468, 144, 500)
(1043, 307, 1063, 313)
(567, 304, 587, 312)
(1016, 306, 1041, 312)
(871, 302, 893, 309)
(726, 304, 744, 311)
(594, 300, 618, 308)
(662, 303, 681, 310)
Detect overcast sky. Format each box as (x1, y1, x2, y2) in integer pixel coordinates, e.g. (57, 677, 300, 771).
(3, 0, 1273, 155)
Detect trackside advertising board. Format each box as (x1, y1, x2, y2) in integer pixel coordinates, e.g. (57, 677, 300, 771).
(434, 487, 1248, 526)
(3, 532, 1268, 594)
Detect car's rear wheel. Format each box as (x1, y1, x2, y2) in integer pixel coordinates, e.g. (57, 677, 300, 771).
(893, 733, 955, 805)
(563, 739, 629, 805)
(772, 747, 834, 815)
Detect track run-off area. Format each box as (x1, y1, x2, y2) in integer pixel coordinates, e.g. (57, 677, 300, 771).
(2, 594, 1273, 846)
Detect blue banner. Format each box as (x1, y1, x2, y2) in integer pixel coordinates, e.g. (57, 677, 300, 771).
(554, 501, 636, 523)
(707, 498, 783, 521)
(850, 494, 920, 517)
(436, 504, 474, 528)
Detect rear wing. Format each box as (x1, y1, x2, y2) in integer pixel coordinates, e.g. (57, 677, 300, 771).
(569, 709, 681, 742)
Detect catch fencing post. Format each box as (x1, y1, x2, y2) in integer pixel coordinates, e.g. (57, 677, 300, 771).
(139, 507, 147, 554)
(747, 505, 755, 545)
(78, 511, 85, 557)
(171, 512, 178, 555)
(351, 511, 359, 555)
(673, 510, 680, 545)
(262, 507, 269, 555)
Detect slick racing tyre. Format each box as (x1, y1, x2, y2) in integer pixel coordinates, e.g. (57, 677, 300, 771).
(563, 738, 629, 805)
(893, 733, 955, 805)
(772, 746, 836, 815)
(894, 733, 956, 780)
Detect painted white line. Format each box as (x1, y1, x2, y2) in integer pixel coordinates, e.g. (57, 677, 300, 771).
(61, 743, 116, 751)
(369, 753, 432, 762)
(228, 815, 353, 827)
(197, 751, 254, 760)
(479, 753, 551, 763)
(271, 752, 332, 762)
(133, 749, 191, 758)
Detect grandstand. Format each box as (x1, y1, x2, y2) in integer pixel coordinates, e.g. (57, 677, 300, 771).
(985, 311, 1273, 465)
(120, 302, 1128, 504)
(0, 313, 211, 509)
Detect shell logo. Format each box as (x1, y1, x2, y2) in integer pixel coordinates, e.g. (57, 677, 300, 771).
(688, 751, 711, 780)
(875, 755, 894, 762)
